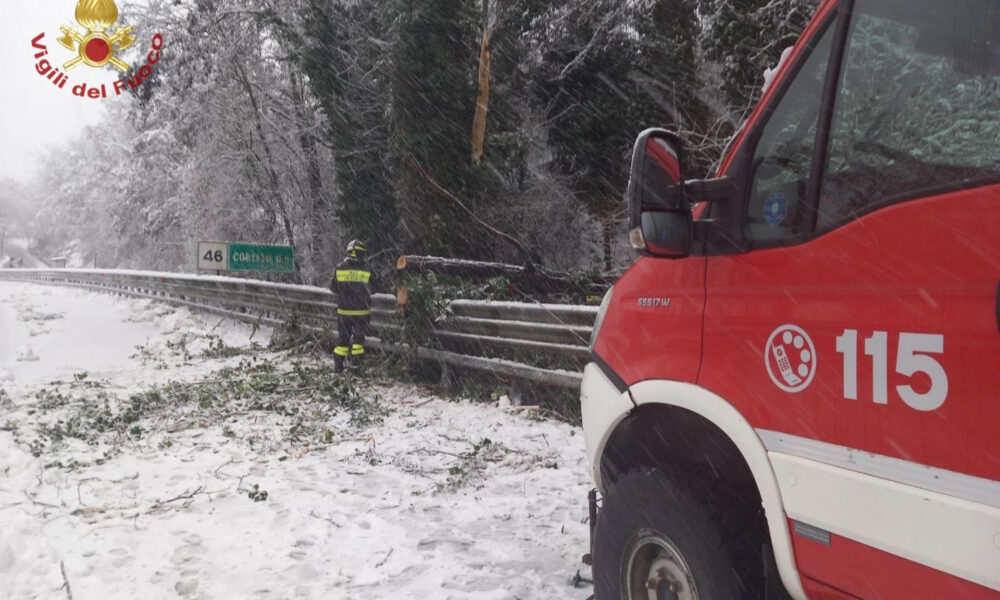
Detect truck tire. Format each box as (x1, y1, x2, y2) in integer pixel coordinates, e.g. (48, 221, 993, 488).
(593, 468, 747, 600)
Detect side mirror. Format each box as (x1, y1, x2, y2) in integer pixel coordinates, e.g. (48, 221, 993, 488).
(627, 129, 692, 258)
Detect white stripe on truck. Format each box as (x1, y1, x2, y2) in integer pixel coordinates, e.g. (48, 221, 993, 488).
(758, 430, 1000, 591)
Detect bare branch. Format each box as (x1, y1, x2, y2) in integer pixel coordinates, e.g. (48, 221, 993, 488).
(407, 155, 532, 265)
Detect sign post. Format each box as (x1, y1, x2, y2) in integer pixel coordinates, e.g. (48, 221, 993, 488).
(197, 242, 294, 274)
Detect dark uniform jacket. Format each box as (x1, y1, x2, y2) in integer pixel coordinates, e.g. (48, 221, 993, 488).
(330, 257, 372, 315)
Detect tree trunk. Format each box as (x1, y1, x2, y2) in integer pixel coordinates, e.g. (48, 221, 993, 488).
(291, 71, 325, 284)
(602, 217, 615, 272)
(234, 60, 302, 282)
(471, 27, 491, 164)
(398, 255, 525, 278)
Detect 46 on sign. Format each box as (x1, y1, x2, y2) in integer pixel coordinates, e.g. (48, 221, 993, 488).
(835, 330, 948, 411)
(197, 242, 229, 271)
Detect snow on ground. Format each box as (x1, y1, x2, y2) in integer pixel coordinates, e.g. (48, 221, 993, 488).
(0, 282, 256, 387)
(0, 282, 593, 600)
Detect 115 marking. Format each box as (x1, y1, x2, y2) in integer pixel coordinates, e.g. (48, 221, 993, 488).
(834, 330, 948, 411)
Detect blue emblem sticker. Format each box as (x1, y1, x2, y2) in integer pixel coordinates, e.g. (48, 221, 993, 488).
(764, 192, 788, 225)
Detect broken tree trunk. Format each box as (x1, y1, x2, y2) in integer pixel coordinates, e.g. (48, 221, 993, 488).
(396, 255, 524, 278)
(396, 255, 616, 305)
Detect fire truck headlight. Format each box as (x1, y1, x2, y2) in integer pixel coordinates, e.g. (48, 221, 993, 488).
(589, 287, 614, 352)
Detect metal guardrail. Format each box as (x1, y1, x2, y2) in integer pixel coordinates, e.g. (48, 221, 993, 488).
(0, 269, 594, 388)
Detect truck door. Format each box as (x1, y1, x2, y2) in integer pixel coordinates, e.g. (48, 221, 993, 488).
(698, 0, 1000, 597)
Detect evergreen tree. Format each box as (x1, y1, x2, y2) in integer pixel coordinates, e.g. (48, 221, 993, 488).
(701, 0, 818, 115)
(390, 0, 482, 258)
(529, 0, 708, 270)
(298, 0, 401, 260)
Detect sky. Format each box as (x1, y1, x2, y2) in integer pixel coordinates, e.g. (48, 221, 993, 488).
(0, 1, 144, 184)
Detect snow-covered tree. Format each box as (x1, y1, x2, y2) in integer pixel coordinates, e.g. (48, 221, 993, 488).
(22, 0, 822, 278)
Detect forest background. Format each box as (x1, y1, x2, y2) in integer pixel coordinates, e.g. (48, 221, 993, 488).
(0, 0, 818, 285)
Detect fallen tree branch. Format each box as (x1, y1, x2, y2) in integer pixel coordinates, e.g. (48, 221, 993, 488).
(375, 547, 394, 568)
(397, 253, 616, 300)
(23, 491, 60, 509)
(250, 311, 265, 341)
(59, 561, 73, 600)
(211, 306, 242, 332)
(213, 458, 236, 477)
(309, 510, 342, 528)
(412, 397, 437, 409)
(396, 255, 524, 278)
(148, 486, 205, 512)
(60, 560, 74, 600)
(408, 155, 532, 264)
(70, 506, 107, 517)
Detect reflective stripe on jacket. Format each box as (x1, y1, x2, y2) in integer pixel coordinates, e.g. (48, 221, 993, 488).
(330, 257, 372, 314)
(336, 270, 371, 283)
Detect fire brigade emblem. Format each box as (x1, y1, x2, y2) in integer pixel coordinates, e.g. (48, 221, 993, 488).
(57, 0, 137, 72)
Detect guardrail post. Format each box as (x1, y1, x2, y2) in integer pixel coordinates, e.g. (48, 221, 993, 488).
(439, 361, 456, 392)
(509, 379, 524, 407)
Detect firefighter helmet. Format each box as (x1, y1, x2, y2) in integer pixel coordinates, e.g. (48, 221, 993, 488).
(347, 239, 366, 258)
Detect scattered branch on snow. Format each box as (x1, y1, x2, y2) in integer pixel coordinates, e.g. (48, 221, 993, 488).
(148, 486, 206, 513)
(375, 548, 394, 568)
(60, 560, 74, 600)
(309, 510, 343, 529)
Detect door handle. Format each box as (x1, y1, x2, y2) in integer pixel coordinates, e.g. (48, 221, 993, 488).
(996, 282, 999, 333)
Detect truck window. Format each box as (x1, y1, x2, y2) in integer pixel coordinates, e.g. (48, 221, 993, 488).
(818, 0, 1000, 229)
(744, 19, 836, 242)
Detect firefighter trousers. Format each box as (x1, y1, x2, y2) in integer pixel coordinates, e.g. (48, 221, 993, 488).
(334, 315, 369, 370)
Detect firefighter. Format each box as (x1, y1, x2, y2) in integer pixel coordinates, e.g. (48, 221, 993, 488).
(330, 240, 372, 373)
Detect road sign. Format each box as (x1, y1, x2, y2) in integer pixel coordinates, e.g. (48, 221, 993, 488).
(228, 243, 295, 273)
(198, 242, 229, 271)
(197, 242, 294, 273)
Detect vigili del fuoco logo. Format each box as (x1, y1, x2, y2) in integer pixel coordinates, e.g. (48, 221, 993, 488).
(31, 0, 164, 100)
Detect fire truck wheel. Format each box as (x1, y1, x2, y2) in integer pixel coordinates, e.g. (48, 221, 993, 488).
(593, 468, 746, 600)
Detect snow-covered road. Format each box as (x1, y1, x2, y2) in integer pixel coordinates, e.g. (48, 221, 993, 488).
(0, 284, 161, 385)
(0, 282, 593, 600)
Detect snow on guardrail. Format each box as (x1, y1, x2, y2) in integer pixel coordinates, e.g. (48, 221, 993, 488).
(0, 269, 591, 389)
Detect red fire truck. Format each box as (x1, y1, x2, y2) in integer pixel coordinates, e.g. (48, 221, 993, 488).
(582, 0, 999, 598)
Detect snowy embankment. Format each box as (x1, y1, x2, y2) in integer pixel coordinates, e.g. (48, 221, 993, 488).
(0, 282, 593, 599)
(0, 240, 47, 270)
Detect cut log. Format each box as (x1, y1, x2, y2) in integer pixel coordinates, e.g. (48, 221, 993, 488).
(396, 255, 618, 302)
(397, 255, 524, 278)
